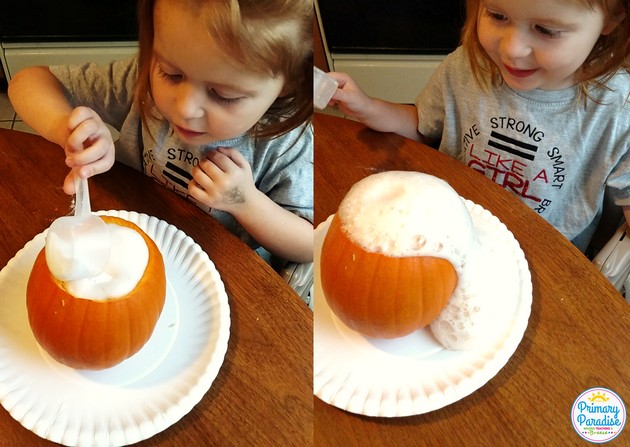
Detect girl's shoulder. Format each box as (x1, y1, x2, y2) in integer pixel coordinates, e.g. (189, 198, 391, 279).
(600, 68, 630, 92)
(435, 46, 471, 76)
(607, 67, 629, 83)
(431, 46, 481, 92)
(50, 54, 138, 82)
(255, 121, 313, 151)
(441, 46, 468, 65)
(588, 69, 630, 111)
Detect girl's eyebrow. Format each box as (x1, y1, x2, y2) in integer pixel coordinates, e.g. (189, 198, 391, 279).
(480, 1, 578, 29)
(153, 51, 178, 69)
(480, 0, 497, 11)
(212, 82, 257, 97)
(153, 50, 257, 96)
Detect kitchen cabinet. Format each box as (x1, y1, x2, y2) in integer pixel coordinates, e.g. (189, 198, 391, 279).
(1, 42, 138, 81)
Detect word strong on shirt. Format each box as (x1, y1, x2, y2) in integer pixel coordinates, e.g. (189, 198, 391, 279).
(462, 117, 566, 215)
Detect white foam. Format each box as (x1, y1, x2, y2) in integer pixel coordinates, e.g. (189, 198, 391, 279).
(337, 171, 476, 271)
(429, 246, 494, 350)
(337, 171, 511, 350)
(45, 217, 110, 281)
(51, 224, 149, 301)
(430, 210, 518, 350)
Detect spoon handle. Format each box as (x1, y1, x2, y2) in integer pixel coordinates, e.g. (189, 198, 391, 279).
(74, 171, 92, 216)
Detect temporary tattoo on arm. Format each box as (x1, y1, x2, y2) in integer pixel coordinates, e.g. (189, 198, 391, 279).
(223, 187, 245, 204)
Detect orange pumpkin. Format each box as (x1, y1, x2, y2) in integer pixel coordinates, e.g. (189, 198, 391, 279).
(320, 214, 458, 339)
(26, 215, 166, 370)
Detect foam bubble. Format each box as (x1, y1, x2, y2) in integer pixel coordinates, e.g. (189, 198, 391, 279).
(338, 171, 477, 271)
(429, 213, 517, 350)
(429, 248, 490, 350)
(56, 224, 149, 301)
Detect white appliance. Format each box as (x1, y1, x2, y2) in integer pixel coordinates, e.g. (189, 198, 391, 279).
(0, 1, 138, 80)
(1, 41, 138, 81)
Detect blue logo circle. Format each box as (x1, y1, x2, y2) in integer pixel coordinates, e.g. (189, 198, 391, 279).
(572, 387, 626, 443)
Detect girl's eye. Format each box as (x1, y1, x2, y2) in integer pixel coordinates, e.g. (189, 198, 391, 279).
(484, 9, 507, 22)
(208, 89, 243, 105)
(157, 65, 183, 83)
(535, 25, 562, 38)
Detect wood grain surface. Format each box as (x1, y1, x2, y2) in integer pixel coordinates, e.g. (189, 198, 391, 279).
(313, 112, 630, 447)
(0, 128, 312, 447)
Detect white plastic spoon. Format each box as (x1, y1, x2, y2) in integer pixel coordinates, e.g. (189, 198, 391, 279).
(45, 171, 111, 281)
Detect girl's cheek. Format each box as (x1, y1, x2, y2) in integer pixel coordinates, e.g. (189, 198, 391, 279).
(150, 85, 171, 116)
(477, 27, 494, 54)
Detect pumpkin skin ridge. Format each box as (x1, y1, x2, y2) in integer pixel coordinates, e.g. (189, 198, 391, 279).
(321, 214, 458, 339)
(26, 215, 166, 370)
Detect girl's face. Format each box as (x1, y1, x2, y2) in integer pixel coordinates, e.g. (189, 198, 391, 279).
(150, 1, 286, 145)
(477, 0, 615, 90)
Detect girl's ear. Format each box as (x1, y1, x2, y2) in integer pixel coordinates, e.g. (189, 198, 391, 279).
(278, 80, 294, 98)
(602, 3, 626, 35)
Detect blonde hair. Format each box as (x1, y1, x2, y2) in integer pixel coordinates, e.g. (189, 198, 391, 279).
(461, 0, 630, 95)
(135, 0, 313, 139)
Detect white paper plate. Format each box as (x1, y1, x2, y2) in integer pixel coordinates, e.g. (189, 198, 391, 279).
(314, 200, 532, 417)
(0, 210, 230, 446)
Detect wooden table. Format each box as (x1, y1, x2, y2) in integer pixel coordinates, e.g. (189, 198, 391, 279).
(0, 128, 312, 446)
(313, 113, 630, 446)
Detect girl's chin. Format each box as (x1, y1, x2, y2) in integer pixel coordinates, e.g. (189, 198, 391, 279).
(500, 71, 540, 91)
(500, 69, 574, 91)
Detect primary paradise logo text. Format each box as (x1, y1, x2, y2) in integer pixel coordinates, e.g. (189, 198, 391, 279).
(572, 388, 626, 443)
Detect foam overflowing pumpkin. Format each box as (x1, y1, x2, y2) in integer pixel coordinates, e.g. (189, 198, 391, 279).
(26, 215, 166, 370)
(320, 171, 476, 339)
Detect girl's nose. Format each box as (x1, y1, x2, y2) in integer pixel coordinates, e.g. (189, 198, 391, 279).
(500, 26, 531, 60)
(176, 84, 205, 120)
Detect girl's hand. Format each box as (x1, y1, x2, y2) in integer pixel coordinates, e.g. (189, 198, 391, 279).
(190, 147, 311, 262)
(327, 71, 421, 141)
(189, 147, 257, 213)
(62, 106, 116, 195)
(327, 72, 374, 121)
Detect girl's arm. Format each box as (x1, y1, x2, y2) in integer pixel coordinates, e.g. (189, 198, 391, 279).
(8, 66, 74, 146)
(8, 67, 116, 194)
(327, 72, 423, 142)
(228, 190, 313, 263)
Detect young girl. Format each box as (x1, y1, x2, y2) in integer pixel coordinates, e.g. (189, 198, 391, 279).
(328, 0, 629, 253)
(8, 0, 313, 264)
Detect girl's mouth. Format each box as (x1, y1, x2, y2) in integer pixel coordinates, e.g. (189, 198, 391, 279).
(504, 65, 539, 78)
(174, 125, 206, 139)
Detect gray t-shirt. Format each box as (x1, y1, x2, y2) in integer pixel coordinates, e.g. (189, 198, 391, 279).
(416, 46, 630, 251)
(50, 56, 313, 249)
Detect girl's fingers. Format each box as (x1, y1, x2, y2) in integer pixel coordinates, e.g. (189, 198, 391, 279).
(62, 171, 77, 195)
(65, 121, 99, 153)
(66, 137, 112, 167)
(67, 106, 98, 131)
(206, 149, 231, 169)
(216, 147, 247, 168)
(203, 149, 240, 173)
(65, 107, 109, 154)
(198, 156, 225, 179)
